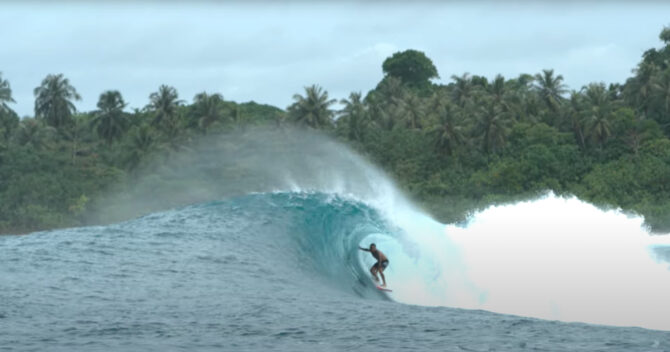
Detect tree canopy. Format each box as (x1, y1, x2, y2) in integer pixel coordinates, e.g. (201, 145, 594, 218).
(3, 27, 670, 234)
(33, 74, 81, 128)
(382, 49, 438, 88)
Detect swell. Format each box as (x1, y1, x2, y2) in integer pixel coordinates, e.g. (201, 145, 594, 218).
(184, 192, 400, 299)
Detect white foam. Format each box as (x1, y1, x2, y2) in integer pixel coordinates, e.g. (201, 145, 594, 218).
(386, 194, 670, 331)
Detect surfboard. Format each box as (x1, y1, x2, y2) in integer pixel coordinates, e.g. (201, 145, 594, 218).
(376, 285, 392, 292)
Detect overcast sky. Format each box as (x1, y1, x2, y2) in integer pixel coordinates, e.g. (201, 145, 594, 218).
(2, 2, 669, 117)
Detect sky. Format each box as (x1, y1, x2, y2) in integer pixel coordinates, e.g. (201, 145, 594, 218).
(1, 2, 670, 117)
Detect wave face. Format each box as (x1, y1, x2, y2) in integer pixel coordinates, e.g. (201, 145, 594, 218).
(192, 192, 397, 299)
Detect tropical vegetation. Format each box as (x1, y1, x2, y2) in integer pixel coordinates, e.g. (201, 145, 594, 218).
(2, 28, 670, 234)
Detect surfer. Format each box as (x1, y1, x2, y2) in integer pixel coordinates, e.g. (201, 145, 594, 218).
(358, 243, 389, 287)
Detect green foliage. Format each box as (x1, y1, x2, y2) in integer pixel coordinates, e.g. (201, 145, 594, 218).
(336, 92, 369, 142)
(0, 72, 16, 115)
(382, 49, 438, 90)
(147, 84, 182, 127)
(190, 92, 226, 133)
(0, 145, 124, 233)
(287, 85, 336, 129)
(0, 109, 19, 143)
(92, 90, 128, 143)
(533, 69, 567, 112)
(33, 74, 81, 128)
(4, 30, 670, 233)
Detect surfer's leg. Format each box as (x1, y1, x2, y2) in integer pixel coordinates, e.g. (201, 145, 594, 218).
(370, 264, 379, 282)
(379, 261, 388, 286)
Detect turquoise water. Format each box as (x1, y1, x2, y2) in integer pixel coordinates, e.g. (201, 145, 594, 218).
(2, 192, 670, 351)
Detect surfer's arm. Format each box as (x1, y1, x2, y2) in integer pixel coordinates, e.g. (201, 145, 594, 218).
(358, 247, 369, 252)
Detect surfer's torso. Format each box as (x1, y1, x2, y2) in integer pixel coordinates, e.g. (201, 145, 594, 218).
(372, 250, 387, 262)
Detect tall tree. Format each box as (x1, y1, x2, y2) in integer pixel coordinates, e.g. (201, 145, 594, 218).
(652, 69, 670, 126)
(488, 74, 516, 113)
(533, 69, 567, 112)
(624, 62, 658, 118)
(147, 85, 181, 126)
(582, 83, 614, 147)
(660, 26, 670, 44)
(566, 91, 587, 150)
(399, 93, 425, 129)
(382, 49, 438, 88)
(229, 104, 243, 126)
(123, 124, 156, 171)
(337, 92, 369, 142)
(475, 100, 510, 155)
(192, 92, 225, 133)
(505, 74, 536, 122)
(13, 118, 55, 150)
(0, 73, 16, 115)
(367, 76, 408, 131)
(0, 110, 19, 143)
(427, 102, 465, 156)
(450, 73, 475, 108)
(33, 74, 81, 128)
(58, 114, 91, 165)
(287, 85, 336, 129)
(91, 90, 128, 144)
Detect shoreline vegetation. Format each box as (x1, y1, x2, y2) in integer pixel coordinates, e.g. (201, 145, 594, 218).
(2, 28, 670, 235)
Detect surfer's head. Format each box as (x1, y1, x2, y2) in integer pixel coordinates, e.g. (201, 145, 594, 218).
(369, 243, 376, 252)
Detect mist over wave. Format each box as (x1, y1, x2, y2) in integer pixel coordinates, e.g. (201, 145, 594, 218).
(91, 128, 670, 331)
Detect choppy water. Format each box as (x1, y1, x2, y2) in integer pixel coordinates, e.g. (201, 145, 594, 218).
(2, 192, 670, 351)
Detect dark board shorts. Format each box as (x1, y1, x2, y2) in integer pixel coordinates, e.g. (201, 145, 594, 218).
(375, 260, 389, 270)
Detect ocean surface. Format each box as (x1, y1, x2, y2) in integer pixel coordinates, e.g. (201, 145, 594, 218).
(2, 191, 670, 352)
(3, 131, 670, 351)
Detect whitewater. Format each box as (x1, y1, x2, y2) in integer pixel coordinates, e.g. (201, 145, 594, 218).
(2, 129, 670, 351)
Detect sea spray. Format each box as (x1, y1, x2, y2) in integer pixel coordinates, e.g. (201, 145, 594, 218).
(91, 127, 670, 330)
(446, 194, 670, 330)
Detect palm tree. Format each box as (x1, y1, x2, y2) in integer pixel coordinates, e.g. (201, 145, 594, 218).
(425, 90, 448, 117)
(586, 114, 612, 147)
(582, 83, 613, 147)
(375, 76, 407, 104)
(33, 74, 81, 128)
(58, 114, 92, 165)
(91, 90, 128, 144)
(192, 92, 225, 133)
(287, 85, 336, 129)
(0, 110, 19, 143)
(566, 91, 587, 150)
(488, 74, 517, 113)
(0, 73, 16, 114)
(501, 74, 534, 122)
(489, 75, 505, 102)
(533, 69, 567, 112)
(229, 104, 244, 126)
(147, 85, 181, 126)
(427, 102, 465, 156)
(475, 100, 510, 155)
(13, 118, 55, 150)
(337, 92, 369, 142)
(399, 93, 425, 129)
(451, 73, 475, 108)
(366, 94, 394, 131)
(367, 76, 407, 131)
(652, 69, 670, 119)
(624, 62, 658, 118)
(123, 124, 156, 171)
